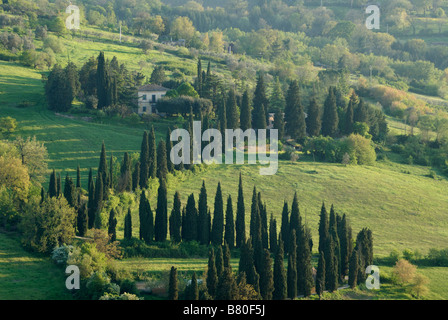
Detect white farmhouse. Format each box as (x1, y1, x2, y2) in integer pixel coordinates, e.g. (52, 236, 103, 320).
(137, 84, 169, 115)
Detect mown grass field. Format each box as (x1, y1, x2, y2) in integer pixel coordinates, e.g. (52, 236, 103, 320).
(0, 232, 72, 300)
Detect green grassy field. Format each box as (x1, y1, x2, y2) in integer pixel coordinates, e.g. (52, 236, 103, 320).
(0, 232, 72, 300)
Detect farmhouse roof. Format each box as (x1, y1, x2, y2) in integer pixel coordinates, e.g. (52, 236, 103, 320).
(137, 84, 169, 92)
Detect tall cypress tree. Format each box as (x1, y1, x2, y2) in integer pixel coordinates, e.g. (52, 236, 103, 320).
(96, 51, 107, 110)
(196, 59, 203, 96)
(297, 226, 314, 297)
(287, 230, 298, 300)
(316, 251, 326, 298)
(329, 205, 341, 280)
(207, 248, 218, 298)
(322, 87, 339, 137)
(139, 131, 150, 189)
(273, 108, 285, 141)
(269, 214, 277, 253)
(354, 99, 368, 124)
(77, 202, 88, 237)
(211, 182, 224, 246)
(198, 181, 209, 245)
(109, 155, 114, 190)
(63, 174, 75, 207)
(93, 173, 104, 229)
(168, 266, 178, 300)
(108, 208, 118, 242)
(124, 208, 132, 240)
(185, 193, 198, 242)
(239, 238, 260, 293)
(169, 191, 182, 243)
(289, 192, 302, 241)
(348, 249, 359, 289)
(260, 249, 274, 300)
(285, 80, 306, 140)
(273, 239, 287, 300)
(235, 173, 246, 248)
(223, 242, 231, 270)
(216, 267, 238, 300)
(306, 97, 321, 137)
(240, 90, 251, 131)
(76, 165, 81, 188)
(318, 202, 329, 254)
(120, 152, 132, 192)
(258, 193, 269, 250)
(188, 272, 199, 300)
(97, 141, 108, 194)
(149, 126, 157, 179)
(280, 201, 289, 253)
(87, 170, 95, 229)
(157, 140, 168, 181)
(57, 173, 62, 198)
(325, 236, 338, 292)
(215, 245, 224, 278)
(226, 88, 239, 130)
(154, 179, 168, 242)
(224, 195, 235, 249)
(250, 187, 263, 274)
(252, 74, 268, 130)
(48, 169, 57, 198)
(345, 96, 355, 135)
(217, 93, 227, 132)
(338, 214, 350, 279)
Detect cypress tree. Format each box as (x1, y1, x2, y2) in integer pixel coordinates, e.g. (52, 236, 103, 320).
(297, 226, 314, 297)
(169, 191, 182, 243)
(143, 199, 154, 244)
(149, 126, 157, 179)
(287, 230, 297, 299)
(63, 174, 75, 207)
(93, 173, 103, 229)
(329, 205, 341, 281)
(250, 187, 263, 274)
(226, 88, 239, 130)
(273, 108, 285, 141)
(120, 152, 132, 192)
(240, 90, 251, 131)
(354, 99, 368, 124)
(198, 181, 209, 245)
(273, 239, 287, 300)
(87, 170, 95, 229)
(98, 142, 108, 193)
(306, 97, 321, 137)
(270, 77, 285, 112)
(77, 202, 88, 237)
(258, 194, 269, 250)
(217, 93, 227, 132)
(345, 96, 355, 135)
(185, 193, 198, 241)
(260, 249, 274, 300)
(48, 169, 57, 198)
(108, 208, 118, 242)
(223, 241, 231, 270)
(239, 238, 260, 292)
(57, 173, 62, 198)
(124, 208, 132, 240)
(325, 236, 338, 292)
(139, 131, 150, 189)
(96, 51, 107, 110)
(168, 267, 178, 300)
(215, 245, 224, 279)
(289, 192, 302, 240)
(109, 155, 114, 190)
(166, 128, 174, 173)
(285, 80, 306, 140)
(216, 267, 238, 300)
(154, 179, 168, 242)
(188, 272, 199, 300)
(235, 173, 246, 248)
(224, 195, 235, 249)
(40, 187, 45, 204)
(348, 249, 359, 289)
(316, 252, 326, 298)
(269, 214, 277, 253)
(318, 202, 329, 254)
(207, 248, 218, 298)
(338, 214, 350, 279)
(76, 165, 81, 188)
(157, 140, 168, 181)
(211, 182, 224, 246)
(252, 74, 268, 130)
(280, 201, 289, 253)
(322, 87, 339, 137)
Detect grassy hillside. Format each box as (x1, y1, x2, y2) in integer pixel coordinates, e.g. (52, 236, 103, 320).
(0, 232, 72, 300)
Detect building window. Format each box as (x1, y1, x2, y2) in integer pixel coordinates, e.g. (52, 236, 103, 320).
(142, 94, 147, 101)
(143, 107, 147, 112)
(152, 95, 156, 103)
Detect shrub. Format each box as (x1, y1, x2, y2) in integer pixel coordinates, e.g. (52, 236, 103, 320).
(392, 259, 417, 285)
(342, 134, 377, 165)
(51, 245, 75, 265)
